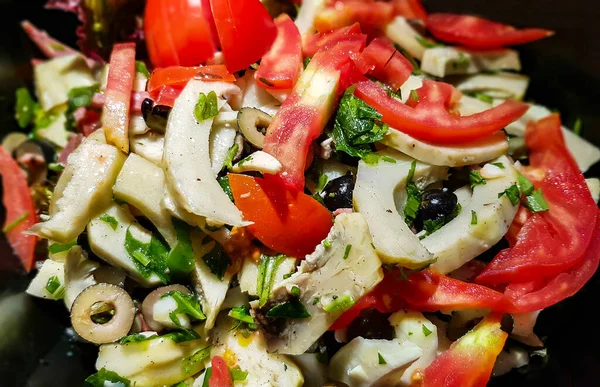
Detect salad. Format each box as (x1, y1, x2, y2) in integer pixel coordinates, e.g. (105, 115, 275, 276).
(1, 0, 599, 386)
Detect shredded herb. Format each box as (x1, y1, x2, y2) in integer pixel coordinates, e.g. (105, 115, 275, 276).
(2, 212, 29, 233)
(469, 170, 486, 188)
(323, 239, 332, 248)
(135, 61, 150, 78)
(202, 367, 213, 387)
(119, 333, 156, 345)
(259, 77, 275, 87)
(182, 346, 212, 375)
(162, 290, 206, 326)
(381, 156, 396, 163)
(410, 89, 419, 102)
(362, 153, 380, 165)
(469, 92, 494, 104)
(316, 174, 329, 193)
(15, 88, 36, 128)
(453, 52, 471, 69)
(303, 57, 312, 68)
(422, 324, 433, 337)
(267, 299, 311, 319)
(404, 161, 422, 227)
(218, 175, 234, 201)
(423, 218, 445, 235)
(166, 220, 195, 275)
(237, 155, 253, 167)
(524, 189, 549, 213)
(517, 174, 535, 196)
(161, 329, 200, 343)
(283, 273, 293, 279)
(202, 241, 230, 280)
(230, 367, 249, 381)
(48, 240, 77, 254)
(343, 245, 352, 260)
(65, 85, 99, 131)
(84, 368, 130, 387)
(492, 162, 505, 169)
(223, 143, 239, 171)
(386, 258, 437, 281)
(194, 91, 219, 121)
(45, 276, 65, 300)
(471, 210, 478, 225)
(99, 214, 118, 230)
(415, 36, 444, 48)
(573, 118, 583, 136)
(228, 306, 256, 325)
(291, 286, 301, 297)
(498, 185, 521, 206)
(378, 352, 387, 365)
(124, 228, 170, 283)
(48, 163, 65, 172)
(313, 297, 320, 305)
(323, 295, 355, 313)
(257, 254, 286, 307)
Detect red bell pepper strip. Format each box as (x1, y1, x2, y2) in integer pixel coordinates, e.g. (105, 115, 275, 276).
(355, 38, 413, 91)
(255, 14, 302, 89)
(421, 314, 508, 387)
(302, 23, 362, 57)
(314, 0, 395, 36)
(228, 174, 333, 258)
(354, 79, 529, 144)
(0, 146, 38, 272)
(101, 43, 136, 153)
(147, 65, 235, 97)
(208, 356, 233, 387)
(426, 13, 554, 49)
(476, 115, 598, 285)
(393, 0, 427, 22)
(263, 36, 366, 191)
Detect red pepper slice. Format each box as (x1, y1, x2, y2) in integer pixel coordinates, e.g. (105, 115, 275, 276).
(354, 79, 529, 144)
(426, 13, 554, 49)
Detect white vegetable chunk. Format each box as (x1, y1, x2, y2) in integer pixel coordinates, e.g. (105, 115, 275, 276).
(129, 114, 149, 135)
(262, 213, 383, 355)
(424, 156, 520, 274)
(30, 138, 126, 243)
(113, 153, 178, 247)
(36, 107, 69, 148)
(328, 337, 423, 387)
(586, 178, 600, 203)
(295, 0, 327, 36)
(398, 75, 425, 103)
(385, 16, 428, 60)
(354, 149, 448, 267)
(382, 129, 508, 167)
(292, 353, 329, 387)
(163, 80, 249, 227)
(232, 70, 280, 116)
(421, 47, 521, 78)
(450, 73, 530, 100)
(239, 256, 297, 296)
(153, 296, 192, 329)
(231, 151, 283, 174)
(209, 124, 237, 176)
(26, 259, 65, 299)
(63, 246, 99, 310)
(129, 131, 165, 167)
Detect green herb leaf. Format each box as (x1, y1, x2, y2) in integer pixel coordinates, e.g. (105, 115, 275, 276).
(469, 171, 486, 188)
(362, 152, 380, 165)
(415, 36, 444, 49)
(228, 306, 255, 324)
(332, 86, 388, 161)
(15, 88, 36, 128)
(48, 163, 65, 172)
(2, 212, 29, 233)
(498, 185, 521, 206)
(85, 368, 130, 387)
(423, 218, 444, 235)
(45, 276, 65, 300)
(49, 43, 66, 51)
(303, 57, 312, 69)
(135, 61, 150, 78)
(291, 286, 301, 297)
(323, 239, 332, 248)
(194, 91, 219, 122)
(323, 295, 355, 313)
(161, 329, 200, 343)
(404, 161, 422, 227)
(162, 290, 206, 326)
(99, 214, 119, 230)
(410, 89, 419, 102)
(517, 174, 535, 196)
(381, 155, 396, 163)
(230, 367, 249, 381)
(471, 210, 478, 225)
(66, 85, 99, 131)
(573, 118, 582, 136)
(266, 299, 311, 319)
(453, 52, 470, 69)
(124, 228, 170, 283)
(422, 324, 432, 337)
(492, 162, 505, 169)
(202, 241, 231, 280)
(257, 254, 286, 307)
(283, 273, 293, 279)
(202, 367, 213, 387)
(182, 346, 212, 375)
(313, 297, 320, 305)
(316, 174, 329, 192)
(119, 333, 156, 345)
(166, 220, 195, 275)
(378, 352, 387, 365)
(218, 175, 234, 201)
(223, 143, 240, 171)
(343, 244, 352, 260)
(48, 240, 77, 254)
(524, 189, 549, 213)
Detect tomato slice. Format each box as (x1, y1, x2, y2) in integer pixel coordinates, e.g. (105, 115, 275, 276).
(228, 174, 333, 257)
(147, 65, 235, 95)
(314, 0, 395, 36)
(209, 356, 233, 387)
(152, 85, 184, 107)
(0, 146, 38, 272)
(393, 0, 427, 22)
(210, 0, 277, 72)
(426, 13, 554, 49)
(354, 80, 528, 144)
(421, 314, 508, 387)
(356, 38, 413, 91)
(476, 115, 598, 285)
(302, 23, 362, 57)
(255, 14, 302, 90)
(145, 0, 218, 67)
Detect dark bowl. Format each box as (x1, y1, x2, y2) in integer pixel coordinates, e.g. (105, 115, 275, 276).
(1, 0, 599, 386)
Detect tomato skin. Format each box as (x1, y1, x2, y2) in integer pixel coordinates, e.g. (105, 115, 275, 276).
(422, 314, 508, 387)
(145, 0, 218, 68)
(314, 0, 395, 36)
(210, 0, 277, 72)
(302, 23, 362, 57)
(476, 115, 598, 285)
(354, 79, 528, 144)
(426, 13, 554, 49)
(147, 65, 235, 96)
(209, 356, 233, 387)
(393, 0, 427, 21)
(228, 174, 333, 258)
(0, 146, 38, 272)
(356, 38, 413, 91)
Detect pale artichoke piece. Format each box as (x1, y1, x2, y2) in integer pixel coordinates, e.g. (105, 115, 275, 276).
(231, 151, 282, 174)
(87, 204, 162, 287)
(449, 72, 530, 100)
(30, 139, 126, 243)
(354, 149, 448, 267)
(129, 114, 149, 135)
(238, 256, 297, 297)
(421, 47, 521, 78)
(113, 153, 178, 247)
(328, 337, 423, 387)
(64, 246, 99, 310)
(381, 129, 508, 167)
(209, 124, 237, 176)
(97, 335, 210, 387)
(35, 105, 69, 148)
(586, 178, 600, 203)
(388, 311, 439, 386)
(129, 131, 164, 166)
(163, 80, 248, 226)
(208, 315, 304, 387)
(26, 259, 65, 299)
(295, 0, 327, 35)
(262, 213, 383, 355)
(231, 70, 280, 116)
(292, 353, 329, 387)
(398, 75, 425, 103)
(425, 156, 520, 274)
(34, 54, 97, 111)
(385, 16, 428, 60)
(190, 229, 232, 330)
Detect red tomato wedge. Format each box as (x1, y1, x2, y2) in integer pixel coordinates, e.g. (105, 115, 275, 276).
(331, 269, 513, 330)
(209, 356, 233, 387)
(303, 24, 362, 57)
(393, 0, 427, 22)
(426, 13, 554, 49)
(210, 0, 277, 72)
(255, 14, 302, 89)
(421, 314, 508, 387)
(314, 0, 395, 36)
(476, 115, 598, 285)
(101, 43, 136, 153)
(147, 65, 235, 96)
(145, 0, 218, 67)
(356, 38, 413, 91)
(263, 36, 366, 191)
(228, 174, 333, 258)
(0, 146, 38, 272)
(354, 80, 528, 144)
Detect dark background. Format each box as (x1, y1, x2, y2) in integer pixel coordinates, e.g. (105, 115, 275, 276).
(1, 0, 599, 386)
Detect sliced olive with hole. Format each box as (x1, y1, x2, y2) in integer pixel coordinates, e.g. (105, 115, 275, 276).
(71, 283, 135, 344)
(237, 107, 273, 148)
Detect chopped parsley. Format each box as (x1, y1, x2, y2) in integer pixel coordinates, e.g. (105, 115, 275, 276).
(404, 161, 422, 227)
(266, 300, 311, 319)
(410, 89, 419, 102)
(415, 36, 444, 49)
(48, 240, 77, 254)
(470, 92, 494, 104)
(194, 91, 219, 121)
(523, 189, 549, 213)
(469, 170, 486, 188)
(573, 118, 582, 136)
(119, 333, 156, 345)
(343, 245, 352, 260)
(182, 346, 212, 375)
(378, 352, 387, 365)
(381, 155, 397, 163)
(420, 204, 461, 239)
(257, 254, 286, 307)
(291, 286, 301, 297)
(124, 228, 170, 283)
(237, 155, 253, 167)
(99, 213, 118, 230)
(230, 367, 249, 381)
(166, 220, 195, 275)
(228, 306, 256, 325)
(492, 162, 505, 169)
(498, 184, 521, 206)
(422, 324, 433, 337)
(217, 175, 234, 201)
(48, 163, 65, 172)
(135, 61, 150, 78)
(202, 241, 231, 280)
(2, 212, 29, 233)
(66, 85, 99, 131)
(471, 210, 478, 225)
(45, 276, 65, 300)
(84, 368, 130, 387)
(517, 174, 535, 196)
(223, 143, 239, 170)
(453, 52, 471, 69)
(313, 297, 320, 305)
(323, 239, 332, 248)
(323, 295, 355, 313)
(162, 290, 206, 326)
(303, 57, 312, 68)
(15, 88, 36, 128)
(161, 329, 200, 343)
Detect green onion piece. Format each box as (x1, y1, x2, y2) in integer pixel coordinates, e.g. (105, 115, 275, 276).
(99, 214, 119, 231)
(48, 240, 77, 254)
(378, 352, 387, 365)
(469, 171, 486, 188)
(48, 163, 65, 172)
(266, 300, 311, 319)
(135, 61, 150, 78)
(323, 239, 332, 248)
(343, 245, 352, 260)
(422, 324, 432, 337)
(257, 254, 286, 307)
(228, 306, 255, 324)
(2, 212, 29, 233)
(323, 295, 355, 313)
(471, 210, 478, 225)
